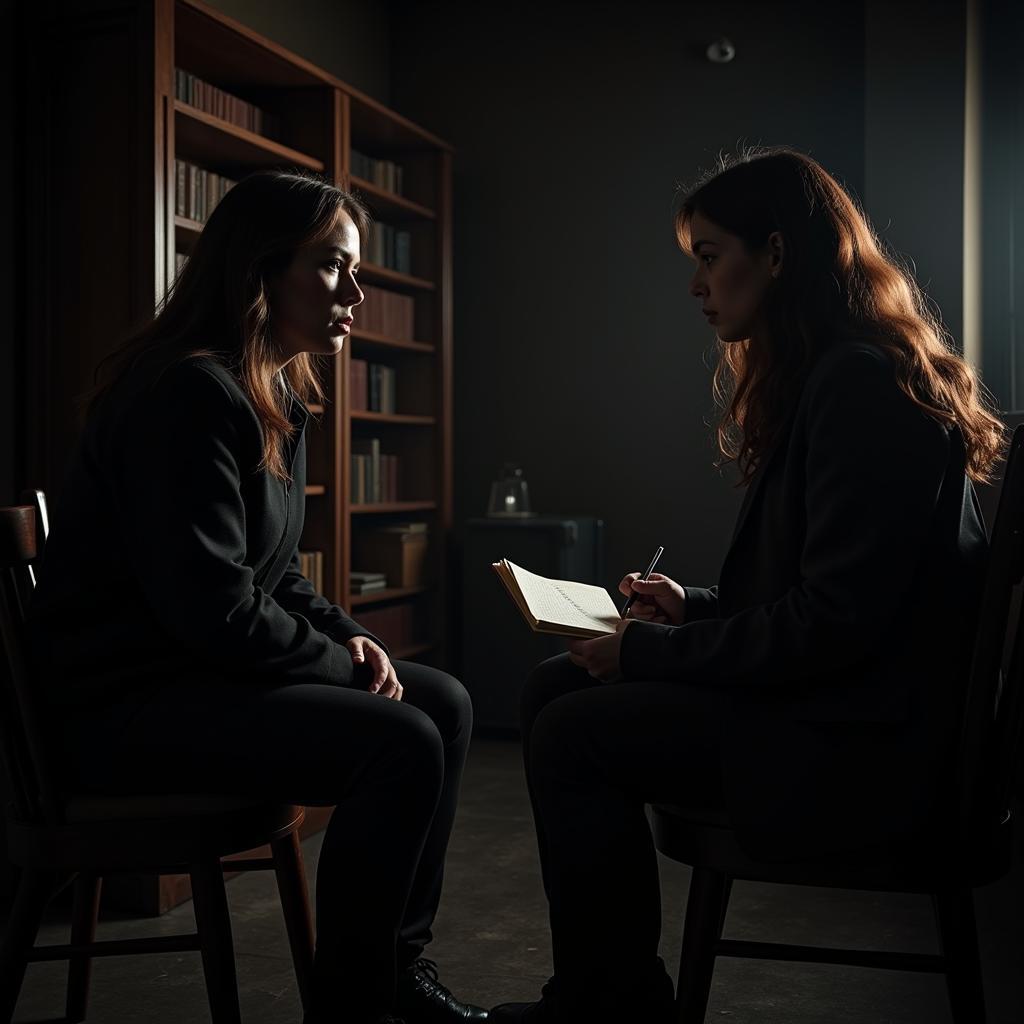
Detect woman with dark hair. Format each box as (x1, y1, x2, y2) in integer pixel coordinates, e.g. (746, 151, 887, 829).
(30, 170, 486, 1024)
(489, 148, 1005, 1023)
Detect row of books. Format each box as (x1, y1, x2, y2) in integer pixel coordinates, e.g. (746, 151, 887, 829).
(368, 222, 412, 275)
(350, 359, 397, 414)
(175, 68, 281, 139)
(351, 149, 404, 195)
(298, 550, 324, 594)
(349, 601, 420, 651)
(350, 570, 387, 595)
(359, 284, 416, 341)
(175, 158, 236, 224)
(351, 438, 400, 504)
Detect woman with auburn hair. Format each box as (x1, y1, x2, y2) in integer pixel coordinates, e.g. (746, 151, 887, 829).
(490, 148, 1004, 1024)
(30, 170, 486, 1024)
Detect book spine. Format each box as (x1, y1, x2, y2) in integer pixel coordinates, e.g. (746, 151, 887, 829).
(349, 359, 364, 412)
(395, 231, 411, 275)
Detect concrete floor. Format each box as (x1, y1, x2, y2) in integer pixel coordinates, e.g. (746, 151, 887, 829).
(7, 737, 1024, 1023)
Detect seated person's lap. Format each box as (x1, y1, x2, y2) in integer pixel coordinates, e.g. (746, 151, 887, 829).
(523, 653, 729, 809)
(57, 661, 469, 801)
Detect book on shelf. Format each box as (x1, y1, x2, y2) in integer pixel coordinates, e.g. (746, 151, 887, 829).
(174, 158, 236, 224)
(350, 570, 387, 594)
(368, 364, 396, 413)
(368, 222, 412, 275)
(381, 521, 428, 534)
(174, 67, 281, 139)
(350, 360, 396, 414)
(355, 522, 430, 588)
(351, 439, 401, 504)
(351, 149, 404, 195)
(359, 284, 415, 341)
(350, 358, 368, 412)
(298, 550, 324, 594)
(492, 559, 621, 639)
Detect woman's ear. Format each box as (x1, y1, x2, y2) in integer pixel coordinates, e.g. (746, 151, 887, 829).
(767, 231, 784, 279)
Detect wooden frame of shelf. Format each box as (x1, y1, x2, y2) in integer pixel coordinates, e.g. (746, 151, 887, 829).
(349, 175, 437, 220)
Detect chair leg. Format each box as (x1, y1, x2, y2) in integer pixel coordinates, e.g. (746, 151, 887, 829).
(0, 868, 56, 1024)
(933, 888, 986, 1024)
(675, 867, 731, 1024)
(190, 860, 241, 1024)
(271, 830, 315, 1012)
(65, 872, 102, 1023)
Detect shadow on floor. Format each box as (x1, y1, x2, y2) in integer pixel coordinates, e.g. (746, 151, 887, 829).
(5, 737, 1023, 1023)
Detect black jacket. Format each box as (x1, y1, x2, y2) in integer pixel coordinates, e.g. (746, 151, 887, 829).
(620, 342, 989, 859)
(31, 354, 379, 711)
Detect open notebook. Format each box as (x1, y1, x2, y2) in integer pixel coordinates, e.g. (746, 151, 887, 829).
(492, 558, 621, 638)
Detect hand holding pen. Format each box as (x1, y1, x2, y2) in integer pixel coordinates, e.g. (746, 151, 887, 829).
(618, 547, 688, 625)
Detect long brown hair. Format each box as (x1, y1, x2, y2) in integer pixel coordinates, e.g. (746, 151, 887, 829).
(675, 148, 1005, 484)
(90, 169, 370, 481)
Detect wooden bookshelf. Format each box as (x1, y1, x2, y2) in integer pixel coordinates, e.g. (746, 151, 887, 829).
(22, 0, 454, 915)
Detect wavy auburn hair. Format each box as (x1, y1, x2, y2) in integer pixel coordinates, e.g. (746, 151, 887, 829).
(676, 148, 1005, 485)
(90, 170, 370, 481)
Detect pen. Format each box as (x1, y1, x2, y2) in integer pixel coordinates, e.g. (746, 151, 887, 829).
(620, 545, 665, 618)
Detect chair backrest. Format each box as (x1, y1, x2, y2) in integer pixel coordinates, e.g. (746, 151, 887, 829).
(955, 423, 1024, 849)
(0, 505, 63, 826)
(17, 488, 49, 587)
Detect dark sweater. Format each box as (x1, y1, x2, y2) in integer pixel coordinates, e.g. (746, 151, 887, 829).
(30, 353, 380, 711)
(620, 342, 990, 858)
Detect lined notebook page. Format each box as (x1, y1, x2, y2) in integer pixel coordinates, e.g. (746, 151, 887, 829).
(506, 561, 620, 634)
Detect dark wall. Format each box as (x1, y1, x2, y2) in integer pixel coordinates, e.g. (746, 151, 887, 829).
(1, 0, 15, 504)
(390, 0, 866, 593)
(206, 0, 391, 103)
(864, 0, 966, 348)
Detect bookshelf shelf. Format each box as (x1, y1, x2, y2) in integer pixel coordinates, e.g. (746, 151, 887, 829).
(349, 585, 432, 607)
(351, 501, 438, 514)
(306, 403, 325, 415)
(350, 176, 436, 221)
(351, 411, 436, 426)
(360, 263, 436, 292)
(350, 328, 435, 354)
(304, 485, 326, 496)
(174, 101, 325, 172)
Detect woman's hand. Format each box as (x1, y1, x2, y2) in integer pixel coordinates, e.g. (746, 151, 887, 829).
(618, 572, 687, 626)
(567, 619, 631, 682)
(347, 636, 403, 700)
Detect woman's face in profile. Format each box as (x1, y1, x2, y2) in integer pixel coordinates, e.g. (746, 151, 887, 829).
(271, 209, 364, 365)
(687, 212, 779, 344)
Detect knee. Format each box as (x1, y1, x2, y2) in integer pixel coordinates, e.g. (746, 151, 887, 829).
(384, 706, 445, 790)
(527, 695, 584, 782)
(521, 653, 581, 737)
(407, 667, 473, 745)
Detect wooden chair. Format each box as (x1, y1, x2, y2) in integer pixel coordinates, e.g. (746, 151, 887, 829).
(652, 423, 1024, 1024)
(0, 503, 316, 1023)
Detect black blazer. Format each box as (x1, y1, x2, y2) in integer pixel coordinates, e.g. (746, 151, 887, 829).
(31, 354, 381, 711)
(620, 342, 989, 859)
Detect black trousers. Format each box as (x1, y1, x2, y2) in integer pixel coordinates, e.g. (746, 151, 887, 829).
(522, 654, 731, 1022)
(59, 660, 472, 1022)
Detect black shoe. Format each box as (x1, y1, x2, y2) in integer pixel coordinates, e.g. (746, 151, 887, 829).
(487, 1001, 549, 1023)
(489, 978, 557, 1023)
(397, 957, 489, 1023)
